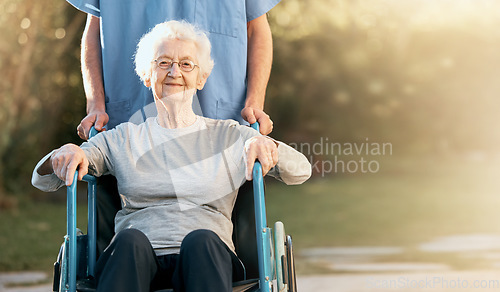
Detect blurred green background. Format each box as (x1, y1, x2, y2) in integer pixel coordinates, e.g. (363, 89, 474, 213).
(1, 0, 500, 274)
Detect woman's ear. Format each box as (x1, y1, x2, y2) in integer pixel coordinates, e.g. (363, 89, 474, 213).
(196, 72, 209, 90)
(143, 74, 152, 88)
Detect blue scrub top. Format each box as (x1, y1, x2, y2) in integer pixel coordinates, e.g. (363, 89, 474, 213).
(67, 0, 280, 129)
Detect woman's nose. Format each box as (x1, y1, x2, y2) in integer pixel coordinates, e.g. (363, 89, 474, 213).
(168, 62, 182, 78)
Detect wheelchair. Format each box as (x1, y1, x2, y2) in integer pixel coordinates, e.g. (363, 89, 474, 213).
(52, 124, 297, 292)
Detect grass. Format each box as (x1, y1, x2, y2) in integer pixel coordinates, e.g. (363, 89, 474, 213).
(266, 154, 500, 247)
(0, 190, 88, 274)
(2, 154, 500, 274)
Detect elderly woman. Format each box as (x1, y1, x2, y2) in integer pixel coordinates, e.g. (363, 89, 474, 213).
(32, 20, 310, 292)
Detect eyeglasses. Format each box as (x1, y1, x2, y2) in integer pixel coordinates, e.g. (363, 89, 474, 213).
(153, 58, 199, 72)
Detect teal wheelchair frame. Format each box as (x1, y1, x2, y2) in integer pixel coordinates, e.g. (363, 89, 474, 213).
(55, 124, 297, 292)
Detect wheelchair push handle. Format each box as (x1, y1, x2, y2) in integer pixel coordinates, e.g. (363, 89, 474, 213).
(89, 126, 99, 139)
(250, 122, 263, 179)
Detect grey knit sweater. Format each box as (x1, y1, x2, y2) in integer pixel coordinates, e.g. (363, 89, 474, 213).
(32, 117, 311, 255)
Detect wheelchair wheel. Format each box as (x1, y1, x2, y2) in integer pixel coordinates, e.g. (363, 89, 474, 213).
(58, 238, 68, 292)
(274, 222, 287, 292)
(285, 235, 297, 292)
(274, 222, 297, 292)
(53, 244, 64, 292)
(55, 229, 85, 292)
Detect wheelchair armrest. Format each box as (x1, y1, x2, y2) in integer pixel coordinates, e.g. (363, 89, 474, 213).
(249, 122, 273, 291)
(66, 171, 98, 290)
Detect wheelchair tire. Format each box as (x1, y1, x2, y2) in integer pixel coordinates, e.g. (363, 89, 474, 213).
(53, 243, 64, 292)
(274, 222, 287, 292)
(285, 235, 297, 292)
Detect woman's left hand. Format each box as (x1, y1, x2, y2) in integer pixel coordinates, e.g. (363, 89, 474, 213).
(244, 136, 279, 180)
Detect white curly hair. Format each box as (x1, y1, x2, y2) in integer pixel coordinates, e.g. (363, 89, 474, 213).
(134, 20, 214, 82)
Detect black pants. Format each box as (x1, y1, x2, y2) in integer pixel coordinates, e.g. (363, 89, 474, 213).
(95, 228, 244, 292)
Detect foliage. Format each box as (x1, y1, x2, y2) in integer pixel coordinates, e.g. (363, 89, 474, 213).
(267, 0, 500, 156)
(0, 0, 86, 203)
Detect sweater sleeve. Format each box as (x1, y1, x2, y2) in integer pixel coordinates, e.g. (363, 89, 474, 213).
(31, 126, 122, 192)
(31, 151, 66, 192)
(236, 122, 312, 185)
(270, 140, 312, 185)
(81, 131, 116, 177)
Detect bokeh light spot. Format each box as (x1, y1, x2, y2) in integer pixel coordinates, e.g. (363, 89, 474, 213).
(18, 33, 28, 45)
(20, 18, 31, 29)
(55, 28, 66, 39)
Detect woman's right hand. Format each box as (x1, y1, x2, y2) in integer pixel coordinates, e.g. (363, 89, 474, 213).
(50, 144, 89, 186)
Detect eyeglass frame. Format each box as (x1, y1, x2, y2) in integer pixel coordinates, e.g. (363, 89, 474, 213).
(152, 58, 199, 72)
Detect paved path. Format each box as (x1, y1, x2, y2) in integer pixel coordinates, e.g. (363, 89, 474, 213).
(3, 270, 500, 292)
(297, 270, 500, 291)
(0, 272, 50, 292)
(1, 284, 52, 292)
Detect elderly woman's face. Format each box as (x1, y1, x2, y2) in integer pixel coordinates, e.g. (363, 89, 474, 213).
(146, 39, 207, 100)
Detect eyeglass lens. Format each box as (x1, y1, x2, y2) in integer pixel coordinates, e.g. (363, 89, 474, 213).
(156, 59, 195, 72)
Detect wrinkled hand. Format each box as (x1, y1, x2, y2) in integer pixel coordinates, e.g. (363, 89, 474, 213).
(241, 107, 273, 135)
(244, 136, 278, 181)
(50, 144, 89, 186)
(77, 110, 109, 140)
